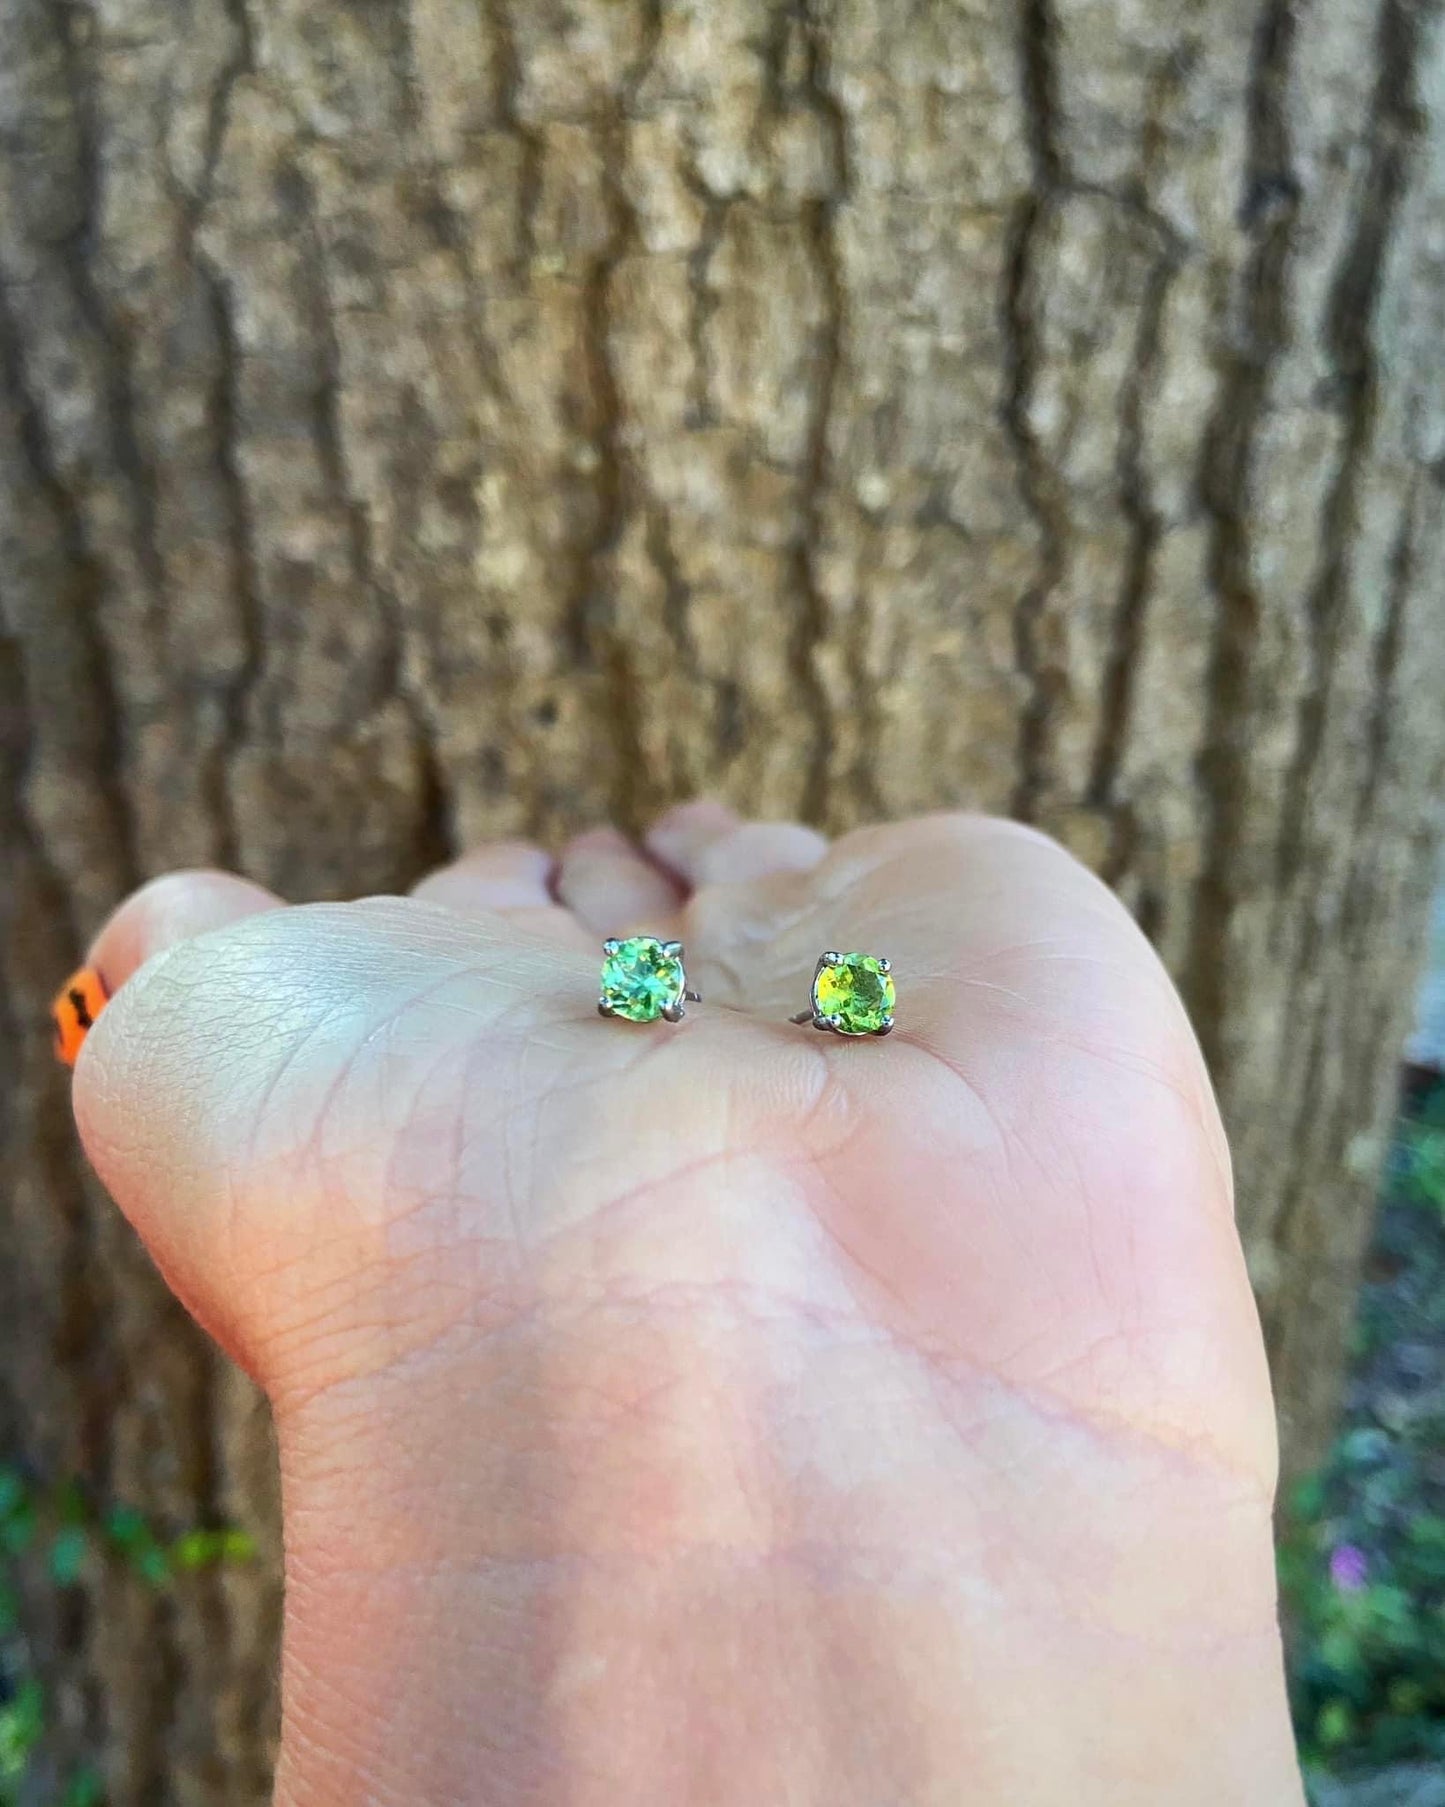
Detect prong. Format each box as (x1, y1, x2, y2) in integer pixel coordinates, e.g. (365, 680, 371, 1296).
(876, 957, 891, 973)
(662, 1001, 686, 1023)
(602, 938, 621, 955)
(662, 940, 684, 957)
(873, 1015, 895, 1036)
(598, 1000, 616, 1018)
(820, 951, 843, 966)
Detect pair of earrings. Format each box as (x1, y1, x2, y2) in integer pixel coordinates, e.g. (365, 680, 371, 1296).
(597, 937, 896, 1038)
(51, 938, 899, 1071)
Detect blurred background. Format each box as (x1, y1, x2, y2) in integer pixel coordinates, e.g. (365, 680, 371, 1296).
(0, 0, 1441, 1801)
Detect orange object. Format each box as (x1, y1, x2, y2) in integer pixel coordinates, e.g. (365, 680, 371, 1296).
(52, 966, 109, 1067)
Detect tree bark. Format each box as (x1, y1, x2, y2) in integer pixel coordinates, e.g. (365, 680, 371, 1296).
(1, 0, 1442, 1798)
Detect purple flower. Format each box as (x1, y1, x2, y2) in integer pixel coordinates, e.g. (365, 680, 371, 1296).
(1329, 1543, 1368, 1593)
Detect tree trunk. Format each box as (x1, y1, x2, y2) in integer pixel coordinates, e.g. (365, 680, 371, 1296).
(1, 0, 1441, 1797)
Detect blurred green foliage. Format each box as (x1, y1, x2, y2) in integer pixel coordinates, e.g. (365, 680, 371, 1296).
(0, 1466, 255, 1806)
(1282, 1080, 1445, 1779)
(1401, 1112, 1445, 1222)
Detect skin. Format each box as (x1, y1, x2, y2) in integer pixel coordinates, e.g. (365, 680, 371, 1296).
(71, 803, 1305, 1806)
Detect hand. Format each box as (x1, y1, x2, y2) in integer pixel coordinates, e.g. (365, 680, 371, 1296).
(72, 804, 1303, 1805)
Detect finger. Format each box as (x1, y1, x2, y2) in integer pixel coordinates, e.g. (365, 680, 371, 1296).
(554, 828, 683, 938)
(55, 871, 284, 1064)
(412, 842, 596, 950)
(90, 869, 285, 991)
(69, 900, 575, 1377)
(646, 801, 829, 889)
(412, 841, 554, 912)
(68, 898, 749, 1393)
(777, 813, 1266, 1469)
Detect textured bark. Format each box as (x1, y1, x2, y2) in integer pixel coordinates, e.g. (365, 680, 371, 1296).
(1, 0, 1442, 1798)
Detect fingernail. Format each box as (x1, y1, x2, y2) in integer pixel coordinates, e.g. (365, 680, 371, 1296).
(52, 966, 110, 1068)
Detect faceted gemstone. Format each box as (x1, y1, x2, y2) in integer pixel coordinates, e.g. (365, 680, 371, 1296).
(813, 952, 895, 1035)
(600, 936, 687, 1023)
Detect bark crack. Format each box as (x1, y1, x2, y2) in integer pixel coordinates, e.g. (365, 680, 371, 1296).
(562, 1, 666, 826)
(179, 2, 262, 875)
(680, 152, 729, 431)
(792, 0, 849, 825)
(295, 163, 453, 874)
(0, 278, 141, 892)
(1002, 0, 1069, 824)
(1088, 242, 1180, 836)
(1347, 481, 1422, 860)
(194, 260, 264, 874)
(1264, 481, 1426, 1391)
(1182, 0, 1302, 1075)
(1271, 0, 1427, 907)
(486, 0, 544, 276)
(193, 0, 254, 234)
(50, 0, 169, 648)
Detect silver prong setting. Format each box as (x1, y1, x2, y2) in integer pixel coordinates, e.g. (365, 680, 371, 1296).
(598, 935, 694, 1026)
(792, 950, 897, 1039)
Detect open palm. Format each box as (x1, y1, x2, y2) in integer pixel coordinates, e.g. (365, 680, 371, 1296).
(74, 803, 1302, 1806)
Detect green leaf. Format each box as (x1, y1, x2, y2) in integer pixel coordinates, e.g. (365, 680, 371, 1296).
(0, 1679, 45, 1780)
(170, 1525, 257, 1571)
(55, 1479, 87, 1527)
(137, 1546, 170, 1589)
(1316, 1698, 1355, 1748)
(218, 1528, 257, 1563)
(1361, 1582, 1414, 1635)
(0, 1469, 25, 1522)
(169, 1529, 214, 1571)
(61, 1764, 105, 1807)
(1290, 1474, 1326, 1521)
(1340, 1426, 1393, 1468)
(0, 1500, 34, 1558)
(102, 1507, 148, 1552)
(103, 1506, 171, 1585)
(1406, 1513, 1445, 1549)
(1387, 1677, 1427, 1717)
(1319, 1626, 1364, 1678)
(49, 1525, 90, 1587)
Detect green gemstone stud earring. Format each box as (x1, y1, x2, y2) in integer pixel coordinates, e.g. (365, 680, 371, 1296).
(598, 936, 701, 1024)
(790, 950, 896, 1036)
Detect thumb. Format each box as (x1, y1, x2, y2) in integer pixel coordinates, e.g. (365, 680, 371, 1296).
(71, 887, 588, 1396)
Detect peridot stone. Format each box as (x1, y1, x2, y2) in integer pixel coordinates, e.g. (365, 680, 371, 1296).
(599, 936, 686, 1023)
(813, 952, 895, 1035)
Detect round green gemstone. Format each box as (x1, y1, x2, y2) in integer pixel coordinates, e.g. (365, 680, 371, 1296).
(600, 936, 686, 1023)
(813, 952, 895, 1035)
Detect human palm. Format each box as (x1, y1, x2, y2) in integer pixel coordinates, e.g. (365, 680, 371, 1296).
(74, 804, 1302, 1805)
